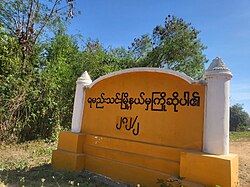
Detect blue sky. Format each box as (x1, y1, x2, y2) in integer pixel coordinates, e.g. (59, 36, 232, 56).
(67, 0, 250, 113)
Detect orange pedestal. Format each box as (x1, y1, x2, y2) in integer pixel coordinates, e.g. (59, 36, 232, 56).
(52, 131, 85, 171)
(52, 132, 239, 187)
(180, 151, 239, 187)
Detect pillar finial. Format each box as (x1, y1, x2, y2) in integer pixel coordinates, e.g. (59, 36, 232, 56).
(77, 71, 92, 85)
(205, 57, 232, 79)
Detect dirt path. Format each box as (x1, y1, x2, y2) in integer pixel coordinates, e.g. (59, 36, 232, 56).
(230, 141, 250, 187)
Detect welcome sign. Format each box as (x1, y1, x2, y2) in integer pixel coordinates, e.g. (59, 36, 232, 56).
(53, 64, 238, 187)
(82, 70, 205, 151)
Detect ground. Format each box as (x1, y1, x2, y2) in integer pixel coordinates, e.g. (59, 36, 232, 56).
(0, 132, 249, 187)
(0, 141, 109, 187)
(230, 142, 250, 187)
(230, 132, 250, 187)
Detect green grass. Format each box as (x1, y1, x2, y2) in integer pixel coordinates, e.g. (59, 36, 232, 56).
(230, 131, 250, 142)
(0, 140, 109, 187)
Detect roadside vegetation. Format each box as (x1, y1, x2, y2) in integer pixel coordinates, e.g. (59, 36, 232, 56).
(230, 131, 250, 142)
(230, 104, 250, 132)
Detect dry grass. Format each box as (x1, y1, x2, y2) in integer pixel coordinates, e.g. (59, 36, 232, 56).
(0, 140, 108, 187)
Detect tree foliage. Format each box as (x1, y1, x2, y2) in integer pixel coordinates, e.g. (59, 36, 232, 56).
(230, 104, 250, 131)
(0, 4, 208, 143)
(0, 0, 78, 142)
(0, 0, 76, 67)
(129, 15, 208, 79)
(0, 30, 135, 142)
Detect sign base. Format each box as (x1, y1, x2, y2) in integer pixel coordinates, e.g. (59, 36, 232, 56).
(52, 131, 238, 187)
(52, 131, 85, 171)
(180, 151, 238, 187)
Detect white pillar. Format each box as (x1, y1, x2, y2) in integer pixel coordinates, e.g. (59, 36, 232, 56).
(71, 71, 92, 133)
(203, 57, 232, 155)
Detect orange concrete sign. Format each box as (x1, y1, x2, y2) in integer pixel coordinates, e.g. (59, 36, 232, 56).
(83, 70, 205, 151)
(52, 67, 238, 187)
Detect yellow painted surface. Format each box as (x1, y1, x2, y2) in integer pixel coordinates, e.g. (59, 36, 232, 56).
(82, 72, 205, 150)
(180, 151, 239, 187)
(52, 132, 86, 170)
(84, 134, 181, 161)
(84, 139, 180, 175)
(84, 154, 172, 187)
(57, 131, 85, 153)
(79, 71, 205, 184)
(52, 71, 238, 186)
(52, 149, 85, 171)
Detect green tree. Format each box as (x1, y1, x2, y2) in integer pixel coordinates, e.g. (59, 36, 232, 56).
(0, 0, 76, 67)
(230, 104, 250, 131)
(81, 39, 135, 80)
(0, 0, 78, 142)
(28, 31, 84, 141)
(129, 15, 208, 79)
(0, 27, 23, 141)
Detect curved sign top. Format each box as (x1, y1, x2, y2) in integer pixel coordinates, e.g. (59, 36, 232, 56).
(82, 68, 206, 150)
